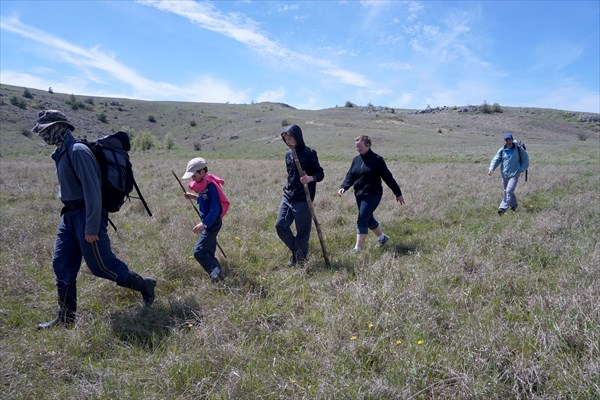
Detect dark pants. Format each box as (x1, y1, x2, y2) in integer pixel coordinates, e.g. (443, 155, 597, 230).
(53, 208, 131, 289)
(355, 195, 382, 234)
(193, 217, 223, 278)
(275, 198, 312, 262)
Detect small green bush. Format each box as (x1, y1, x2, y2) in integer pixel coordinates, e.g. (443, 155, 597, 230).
(281, 119, 290, 127)
(10, 96, 27, 110)
(190, 120, 197, 127)
(492, 103, 503, 113)
(97, 113, 108, 123)
(345, 101, 356, 108)
(22, 88, 34, 99)
(481, 101, 492, 114)
(132, 131, 156, 151)
(163, 133, 176, 150)
(148, 115, 157, 123)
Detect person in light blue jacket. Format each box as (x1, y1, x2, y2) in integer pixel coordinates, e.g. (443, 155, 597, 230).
(487, 133, 529, 215)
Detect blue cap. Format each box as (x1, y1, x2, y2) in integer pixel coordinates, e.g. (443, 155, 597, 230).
(503, 133, 513, 140)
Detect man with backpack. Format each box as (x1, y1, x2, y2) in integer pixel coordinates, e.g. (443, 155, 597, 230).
(32, 110, 156, 330)
(487, 133, 529, 215)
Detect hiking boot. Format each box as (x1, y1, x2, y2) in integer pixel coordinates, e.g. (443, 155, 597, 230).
(287, 256, 296, 267)
(377, 235, 390, 247)
(37, 308, 76, 330)
(352, 247, 361, 254)
(118, 271, 156, 307)
(38, 283, 77, 330)
(498, 208, 507, 216)
(510, 206, 518, 212)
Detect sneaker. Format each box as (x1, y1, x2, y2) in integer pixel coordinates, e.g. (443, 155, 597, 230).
(377, 235, 390, 247)
(352, 247, 361, 253)
(287, 256, 296, 267)
(498, 208, 507, 216)
(510, 206, 518, 212)
(210, 270, 226, 285)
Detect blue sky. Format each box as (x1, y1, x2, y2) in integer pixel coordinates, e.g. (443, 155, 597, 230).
(1, 1, 599, 112)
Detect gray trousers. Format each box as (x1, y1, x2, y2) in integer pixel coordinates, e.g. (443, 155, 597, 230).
(275, 198, 312, 263)
(499, 175, 520, 211)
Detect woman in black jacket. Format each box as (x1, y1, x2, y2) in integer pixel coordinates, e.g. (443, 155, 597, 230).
(338, 135, 405, 252)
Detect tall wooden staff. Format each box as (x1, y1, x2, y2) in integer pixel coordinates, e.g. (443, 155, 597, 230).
(288, 146, 331, 268)
(171, 170, 227, 259)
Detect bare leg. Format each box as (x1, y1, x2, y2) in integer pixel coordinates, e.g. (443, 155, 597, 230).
(355, 233, 368, 250)
(371, 225, 383, 237)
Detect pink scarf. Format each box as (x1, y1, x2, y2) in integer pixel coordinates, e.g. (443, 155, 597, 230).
(188, 174, 230, 217)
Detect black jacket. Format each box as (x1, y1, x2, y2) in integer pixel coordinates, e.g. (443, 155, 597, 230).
(281, 125, 324, 202)
(340, 148, 402, 198)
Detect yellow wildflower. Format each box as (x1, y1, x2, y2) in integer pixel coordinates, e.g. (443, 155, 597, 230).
(351, 335, 357, 340)
(417, 340, 423, 345)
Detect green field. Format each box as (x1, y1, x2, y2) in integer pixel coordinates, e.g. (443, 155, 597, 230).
(1, 85, 599, 398)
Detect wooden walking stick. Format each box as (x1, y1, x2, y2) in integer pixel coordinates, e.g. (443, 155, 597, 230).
(171, 170, 227, 259)
(288, 146, 331, 268)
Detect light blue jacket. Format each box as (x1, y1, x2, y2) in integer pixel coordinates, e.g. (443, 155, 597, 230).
(489, 141, 529, 179)
(52, 133, 103, 236)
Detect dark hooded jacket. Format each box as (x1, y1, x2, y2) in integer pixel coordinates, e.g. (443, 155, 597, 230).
(281, 125, 324, 202)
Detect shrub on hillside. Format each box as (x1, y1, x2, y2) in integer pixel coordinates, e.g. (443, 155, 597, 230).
(97, 113, 108, 123)
(10, 96, 27, 110)
(481, 101, 492, 114)
(345, 101, 356, 108)
(22, 88, 34, 99)
(132, 131, 156, 151)
(492, 102, 503, 113)
(163, 133, 176, 150)
(148, 115, 157, 123)
(65, 94, 86, 110)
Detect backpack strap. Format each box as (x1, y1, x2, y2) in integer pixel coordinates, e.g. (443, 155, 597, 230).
(131, 177, 153, 217)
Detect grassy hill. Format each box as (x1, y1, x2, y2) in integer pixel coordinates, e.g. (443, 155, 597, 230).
(1, 83, 599, 399)
(2, 83, 598, 160)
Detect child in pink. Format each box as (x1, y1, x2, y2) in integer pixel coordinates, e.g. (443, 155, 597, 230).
(182, 157, 229, 283)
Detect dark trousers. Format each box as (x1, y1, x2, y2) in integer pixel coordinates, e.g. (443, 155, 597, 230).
(53, 208, 130, 289)
(193, 217, 223, 277)
(355, 195, 382, 234)
(275, 198, 312, 262)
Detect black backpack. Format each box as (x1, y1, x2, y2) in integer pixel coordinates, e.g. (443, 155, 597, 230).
(67, 131, 152, 228)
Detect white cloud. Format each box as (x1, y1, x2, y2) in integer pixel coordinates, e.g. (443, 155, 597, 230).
(256, 87, 286, 103)
(390, 92, 414, 108)
(0, 16, 249, 103)
(532, 79, 600, 113)
(321, 69, 370, 87)
(139, 0, 370, 88)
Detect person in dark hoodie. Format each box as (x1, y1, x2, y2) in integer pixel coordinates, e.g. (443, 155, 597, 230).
(32, 110, 156, 330)
(338, 135, 405, 252)
(276, 125, 325, 265)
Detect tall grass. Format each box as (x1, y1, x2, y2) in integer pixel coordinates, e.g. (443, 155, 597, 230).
(1, 151, 598, 399)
